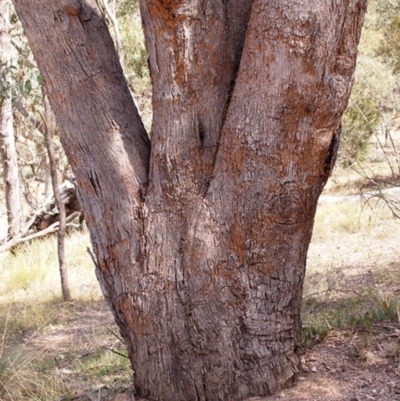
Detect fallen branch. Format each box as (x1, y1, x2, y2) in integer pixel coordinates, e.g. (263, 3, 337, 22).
(0, 180, 84, 251)
(0, 212, 81, 252)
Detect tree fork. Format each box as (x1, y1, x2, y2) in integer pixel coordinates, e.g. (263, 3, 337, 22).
(12, 0, 366, 399)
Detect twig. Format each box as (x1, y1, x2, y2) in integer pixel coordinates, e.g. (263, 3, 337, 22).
(86, 247, 100, 270)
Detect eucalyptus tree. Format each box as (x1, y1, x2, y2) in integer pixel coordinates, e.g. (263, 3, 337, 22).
(12, 0, 366, 399)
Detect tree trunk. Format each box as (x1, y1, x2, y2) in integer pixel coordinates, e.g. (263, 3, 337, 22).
(0, 0, 22, 239)
(42, 91, 72, 302)
(12, 0, 366, 399)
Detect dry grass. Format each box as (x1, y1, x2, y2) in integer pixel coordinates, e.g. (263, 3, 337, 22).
(0, 231, 133, 401)
(303, 187, 400, 343)
(0, 230, 101, 303)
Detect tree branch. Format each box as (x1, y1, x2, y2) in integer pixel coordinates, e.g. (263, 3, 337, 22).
(142, 0, 253, 200)
(12, 0, 151, 260)
(210, 0, 367, 197)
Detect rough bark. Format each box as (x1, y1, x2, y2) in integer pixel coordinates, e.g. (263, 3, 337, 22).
(0, 0, 22, 239)
(12, 0, 366, 400)
(42, 92, 72, 302)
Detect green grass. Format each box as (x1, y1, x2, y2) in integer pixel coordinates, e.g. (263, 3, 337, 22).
(302, 290, 400, 345)
(74, 348, 130, 381)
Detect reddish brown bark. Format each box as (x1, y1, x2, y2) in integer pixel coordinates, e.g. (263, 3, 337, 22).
(12, 0, 366, 399)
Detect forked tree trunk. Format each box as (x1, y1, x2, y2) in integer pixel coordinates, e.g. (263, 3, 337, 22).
(0, 0, 22, 239)
(12, 0, 366, 399)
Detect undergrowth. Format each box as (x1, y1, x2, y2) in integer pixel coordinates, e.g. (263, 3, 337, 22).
(0, 231, 133, 401)
(302, 291, 400, 347)
(303, 197, 400, 347)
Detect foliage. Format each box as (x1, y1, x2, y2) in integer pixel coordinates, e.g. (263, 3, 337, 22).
(374, 0, 400, 74)
(119, 13, 149, 79)
(341, 94, 380, 166)
(115, 0, 139, 18)
(0, 62, 16, 106)
(339, 4, 397, 166)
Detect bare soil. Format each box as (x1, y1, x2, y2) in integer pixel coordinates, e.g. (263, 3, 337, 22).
(132, 325, 400, 401)
(12, 303, 399, 401)
(262, 324, 400, 401)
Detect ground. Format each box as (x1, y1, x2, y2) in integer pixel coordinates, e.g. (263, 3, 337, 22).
(264, 325, 400, 401)
(6, 302, 399, 401)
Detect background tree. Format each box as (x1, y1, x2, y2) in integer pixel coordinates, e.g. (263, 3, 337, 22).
(375, 0, 400, 74)
(42, 91, 72, 302)
(0, 0, 22, 239)
(339, 0, 399, 167)
(7, 11, 71, 212)
(101, 0, 125, 71)
(337, 0, 400, 217)
(11, 0, 366, 400)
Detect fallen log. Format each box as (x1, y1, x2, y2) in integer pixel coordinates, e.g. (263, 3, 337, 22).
(0, 182, 84, 252)
(1, 212, 81, 252)
(32, 184, 83, 231)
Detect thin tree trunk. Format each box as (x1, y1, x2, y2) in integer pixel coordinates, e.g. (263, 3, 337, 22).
(12, 0, 366, 399)
(0, 0, 22, 239)
(42, 91, 71, 302)
(43, 155, 52, 200)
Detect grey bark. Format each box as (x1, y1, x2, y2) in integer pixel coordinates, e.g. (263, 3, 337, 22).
(11, 0, 366, 399)
(0, 0, 22, 239)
